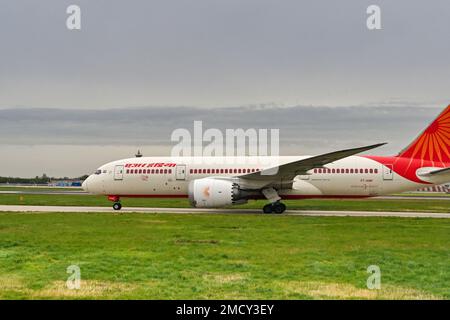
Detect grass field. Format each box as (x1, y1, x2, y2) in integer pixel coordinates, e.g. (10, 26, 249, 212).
(392, 192, 450, 197)
(0, 212, 449, 299)
(0, 187, 83, 192)
(0, 193, 449, 213)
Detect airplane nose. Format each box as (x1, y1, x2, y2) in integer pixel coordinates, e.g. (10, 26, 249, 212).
(82, 179, 89, 192)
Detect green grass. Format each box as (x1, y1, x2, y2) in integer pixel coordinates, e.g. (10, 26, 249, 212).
(0, 193, 449, 213)
(392, 192, 450, 197)
(0, 186, 82, 192)
(0, 212, 449, 299)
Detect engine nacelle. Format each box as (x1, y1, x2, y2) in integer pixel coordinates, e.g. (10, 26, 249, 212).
(188, 178, 246, 208)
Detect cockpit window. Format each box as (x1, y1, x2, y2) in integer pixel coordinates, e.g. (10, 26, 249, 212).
(94, 169, 102, 175)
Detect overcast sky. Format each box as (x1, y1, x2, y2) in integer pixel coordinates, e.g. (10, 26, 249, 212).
(1, 1, 449, 177)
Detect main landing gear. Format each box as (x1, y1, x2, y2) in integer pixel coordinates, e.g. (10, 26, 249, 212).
(263, 201, 286, 214)
(108, 196, 122, 211)
(261, 187, 287, 214)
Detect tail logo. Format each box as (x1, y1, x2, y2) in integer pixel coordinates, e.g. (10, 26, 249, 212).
(399, 105, 450, 166)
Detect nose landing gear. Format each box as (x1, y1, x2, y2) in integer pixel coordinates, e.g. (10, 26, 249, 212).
(108, 196, 122, 211)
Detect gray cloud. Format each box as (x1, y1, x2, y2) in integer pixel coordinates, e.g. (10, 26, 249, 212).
(1, 104, 445, 177)
(1, 0, 450, 108)
(2, 0, 450, 177)
(0, 105, 443, 147)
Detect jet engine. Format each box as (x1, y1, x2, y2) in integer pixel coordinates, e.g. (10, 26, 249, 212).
(188, 178, 247, 208)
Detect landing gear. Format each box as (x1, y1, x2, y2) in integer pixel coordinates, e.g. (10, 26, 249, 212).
(261, 187, 286, 214)
(108, 196, 122, 210)
(262, 201, 286, 214)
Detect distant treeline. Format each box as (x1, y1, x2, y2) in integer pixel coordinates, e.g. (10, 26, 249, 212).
(0, 174, 89, 184)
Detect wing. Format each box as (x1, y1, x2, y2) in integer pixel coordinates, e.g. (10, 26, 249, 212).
(240, 142, 387, 183)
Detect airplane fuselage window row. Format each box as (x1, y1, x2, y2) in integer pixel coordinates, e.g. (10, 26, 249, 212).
(126, 169, 172, 174)
(125, 168, 379, 175)
(190, 168, 261, 174)
(314, 168, 379, 174)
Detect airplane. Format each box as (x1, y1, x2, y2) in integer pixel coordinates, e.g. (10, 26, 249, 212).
(82, 105, 450, 214)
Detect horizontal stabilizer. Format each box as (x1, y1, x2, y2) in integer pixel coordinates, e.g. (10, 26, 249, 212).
(417, 166, 450, 176)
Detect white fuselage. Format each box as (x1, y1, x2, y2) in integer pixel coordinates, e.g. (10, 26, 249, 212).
(83, 156, 429, 199)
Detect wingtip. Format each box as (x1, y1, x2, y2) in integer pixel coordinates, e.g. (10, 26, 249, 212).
(362, 142, 387, 151)
(372, 142, 387, 147)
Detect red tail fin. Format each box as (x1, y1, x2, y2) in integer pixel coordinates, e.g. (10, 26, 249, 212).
(398, 105, 450, 165)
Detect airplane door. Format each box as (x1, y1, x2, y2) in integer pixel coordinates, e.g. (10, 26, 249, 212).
(114, 165, 124, 180)
(176, 165, 186, 180)
(383, 164, 394, 180)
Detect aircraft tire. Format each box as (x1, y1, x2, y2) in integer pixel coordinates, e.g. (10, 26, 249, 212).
(113, 202, 122, 210)
(263, 204, 273, 214)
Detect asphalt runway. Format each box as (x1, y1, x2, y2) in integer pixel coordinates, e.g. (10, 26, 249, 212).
(0, 205, 448, 218)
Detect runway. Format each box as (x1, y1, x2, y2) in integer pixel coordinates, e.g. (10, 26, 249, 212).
(0, 205, 448, 218)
